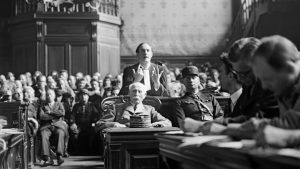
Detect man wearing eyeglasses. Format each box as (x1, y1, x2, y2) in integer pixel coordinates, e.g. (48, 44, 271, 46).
(181, 37, 279, 134)
(217, 37, 279, 123)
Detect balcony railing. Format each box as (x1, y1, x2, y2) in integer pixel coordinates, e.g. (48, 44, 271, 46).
(227, 0, 300, 46)
(12, 0, 119, 17)
(227, 0, 262, 45)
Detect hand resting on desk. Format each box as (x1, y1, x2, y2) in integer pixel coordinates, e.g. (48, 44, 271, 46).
(151, 122, 164, 128)
(181, 118, 205, 133)
(181, 118, 227, 134)
(255, 125, 300, 148)
(222, 118, 269, 139)
(199, 122, 227, 135)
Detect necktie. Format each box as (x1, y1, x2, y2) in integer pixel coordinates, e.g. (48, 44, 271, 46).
(143, 69, 151, 91)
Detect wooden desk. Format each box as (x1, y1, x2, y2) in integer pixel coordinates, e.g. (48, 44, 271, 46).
(0, 131, 26, 169)
(156, 133, 300, 169)
(103, 127, 180, 169)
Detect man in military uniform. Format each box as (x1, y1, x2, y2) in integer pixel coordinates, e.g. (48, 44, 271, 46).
(173, 66, 223, 128)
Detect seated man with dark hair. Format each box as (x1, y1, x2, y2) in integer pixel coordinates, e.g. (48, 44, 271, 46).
(97, 82, 172, 130)
(38, 89, 66, 166)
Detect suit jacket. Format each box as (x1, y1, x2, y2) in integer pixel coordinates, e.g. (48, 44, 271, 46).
(119, 63, 169, 97)
(216, 80, 279, 125)
(38, 101, 67, 133)
(215, 81, 279, 125)
(270, 76, 300, 129)
(97, 101, 171, 130)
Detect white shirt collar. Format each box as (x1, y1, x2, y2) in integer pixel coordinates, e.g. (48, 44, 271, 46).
(230, 88, 243, 105)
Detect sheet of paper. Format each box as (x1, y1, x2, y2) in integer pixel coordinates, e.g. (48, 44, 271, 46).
(277, 148, 300, 159)
(213, 140, 256, 149)
(178, 135, 229, 149)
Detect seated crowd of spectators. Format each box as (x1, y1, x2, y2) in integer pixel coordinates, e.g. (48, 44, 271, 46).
(0, 62, 222, 165)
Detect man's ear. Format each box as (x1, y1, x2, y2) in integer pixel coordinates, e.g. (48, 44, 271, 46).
(142, 92, 147, 100)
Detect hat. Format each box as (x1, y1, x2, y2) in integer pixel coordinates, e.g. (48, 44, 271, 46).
(182, 66, 199, 77)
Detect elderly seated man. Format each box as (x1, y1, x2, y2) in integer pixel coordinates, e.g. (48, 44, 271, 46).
(97, 82, 172, 130)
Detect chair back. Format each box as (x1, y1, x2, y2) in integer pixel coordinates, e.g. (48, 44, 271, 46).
(101, 95, 162, 118)
(0, 102, 28, 129)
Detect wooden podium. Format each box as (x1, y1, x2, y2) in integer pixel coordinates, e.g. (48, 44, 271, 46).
(103, 127, 180, 169)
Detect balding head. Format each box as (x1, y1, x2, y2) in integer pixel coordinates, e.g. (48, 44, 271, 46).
(253, 35, 300, 72)
(252, 35, 300, 96)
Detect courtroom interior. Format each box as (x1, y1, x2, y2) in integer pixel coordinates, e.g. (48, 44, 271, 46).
(1, 0, 300, 169)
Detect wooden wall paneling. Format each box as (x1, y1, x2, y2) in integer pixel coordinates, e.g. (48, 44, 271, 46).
(125, 144, 160, 169)
(0, 18, 11, 74)
(97, 21, 120, 76)
(45, 21, 90, 38)
(45, 43, 66, 74)
(69, 42, 90, 75)
(12, 43, 36, 75)
(8, 11, 121, 76)
(10, 21, 37, 75)
(36, 20, 44, 73)
(91, 21, 97, 74)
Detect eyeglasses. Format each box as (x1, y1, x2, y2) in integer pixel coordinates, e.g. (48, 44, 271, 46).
(230, 68, 252, 78)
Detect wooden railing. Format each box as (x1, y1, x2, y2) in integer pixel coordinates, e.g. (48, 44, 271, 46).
(227, 0, 300, 46)
(227, 0, 263, 46)
(12, 0, 119, 17)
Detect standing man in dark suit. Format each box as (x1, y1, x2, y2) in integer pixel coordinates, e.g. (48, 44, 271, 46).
(39, 89, 66, 166)
(119, 43, 169, 97)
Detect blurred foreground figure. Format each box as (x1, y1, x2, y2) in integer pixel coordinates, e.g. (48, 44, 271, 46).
(250, 35, 300, 147)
